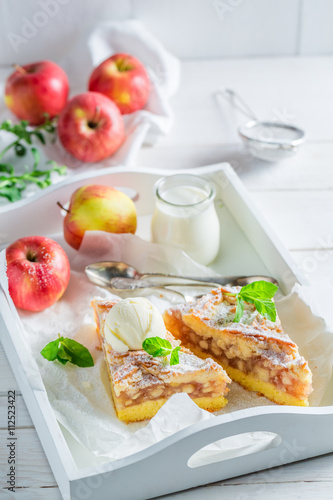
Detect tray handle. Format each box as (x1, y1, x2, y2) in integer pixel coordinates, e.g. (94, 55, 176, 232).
(82, 408, 333, 500)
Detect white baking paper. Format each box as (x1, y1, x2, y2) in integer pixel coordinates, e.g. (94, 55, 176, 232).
(1, 231, 333, 462)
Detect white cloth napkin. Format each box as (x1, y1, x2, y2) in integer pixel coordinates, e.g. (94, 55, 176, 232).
(1, 231, 333, 462)
(0, 20, 180, 177)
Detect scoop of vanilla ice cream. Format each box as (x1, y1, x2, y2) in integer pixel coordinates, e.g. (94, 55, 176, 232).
(104, 297, 166, 353)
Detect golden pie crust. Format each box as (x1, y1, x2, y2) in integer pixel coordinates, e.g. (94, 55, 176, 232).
(163, 287, 313, 407)
(91, 297, 231, 422)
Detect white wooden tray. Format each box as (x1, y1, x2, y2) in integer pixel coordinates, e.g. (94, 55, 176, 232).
(1, 163, 333, 500)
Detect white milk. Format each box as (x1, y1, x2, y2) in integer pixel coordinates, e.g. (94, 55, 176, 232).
(151, 183, 220, 266)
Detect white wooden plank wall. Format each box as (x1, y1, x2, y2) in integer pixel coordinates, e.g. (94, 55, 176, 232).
(0, 0, 333, 65)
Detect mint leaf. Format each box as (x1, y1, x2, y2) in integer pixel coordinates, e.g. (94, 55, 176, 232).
(0, 118, 66, 202)
(14, 143, 26, 156)
(30, 146, 39, 170)
(40, 336, 94, 368)
(32, 130, 46, 145)
(61, 338, 94, 367)
(57, 343, 72, 362)
(142, 337, 172, 357)
(56, 355, 69, 365)
(0, 163, 14, 174)
(234, 296, 244, 323)
(233, 280, 278, 323)
(142, 337, 172, 358)
(240, 281, 278, 300)
(170, 346, 181, 365)
(0, 186, 22, 202)
(41, 338, 61, 361)
(142, 336, 181, 365)
(252, 297, 277, 322)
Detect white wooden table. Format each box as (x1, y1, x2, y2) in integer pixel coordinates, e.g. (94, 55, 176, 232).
(1, 56, 333, 499)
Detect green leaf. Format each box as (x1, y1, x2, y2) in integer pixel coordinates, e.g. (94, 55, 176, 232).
(142, 336, 172, 357)
(0, 117, 63, 202)
(61, 338, 94, 367)
(18, 120, 29, 129)
(252, 298, 277, 322)
(44, 123, 56, 134)
(232, 280, 278, 323)
(240, 281, 278, 300)
(0, 120, 12, 131)
(0, 175, 13, 184)
(57, 343, 72, 362)
(170, 346, 181, 365)
(56, 356, 69, 365)
(0, 186, 22, 202)
(14, 143, 26, 156)
(30, 146, 39, 169)
(0, 163, 14, 174)
(47, 161, 67, 176)
(142, 336, 181, 365)
(233, 297, 244, 323)
(40, 336, 94, 368)
(40, 338, 62, 361)
(32, 131, 46, 145)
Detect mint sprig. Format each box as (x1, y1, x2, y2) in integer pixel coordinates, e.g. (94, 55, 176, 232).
(0, 117, 56, 161)
(0, 118, 66, 202)
(142, 337, 181, 365)
(41, 336, 94, 368)
(230, 280, 278, 323)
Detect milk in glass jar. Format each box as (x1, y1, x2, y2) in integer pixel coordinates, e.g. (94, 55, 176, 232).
(151, 174, 220, 265)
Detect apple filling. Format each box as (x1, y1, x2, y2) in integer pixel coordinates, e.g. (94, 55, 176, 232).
(104, 345, 230, 410)
(164, 310, 312, 402)
(92, 297, 232, 421)
(116, 379, 227, 409)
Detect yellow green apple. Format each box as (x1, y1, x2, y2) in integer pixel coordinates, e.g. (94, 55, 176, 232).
(61, 184, 137, 250)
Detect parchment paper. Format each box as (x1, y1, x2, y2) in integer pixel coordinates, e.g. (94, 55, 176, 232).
(1, 231, 332, 461)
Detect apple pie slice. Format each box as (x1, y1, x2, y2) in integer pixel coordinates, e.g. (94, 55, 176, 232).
(92, 297, 231, 422)
(163, 287, 313, 407)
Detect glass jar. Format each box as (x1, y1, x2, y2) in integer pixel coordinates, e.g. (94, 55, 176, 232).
(151, 174, 220, 266)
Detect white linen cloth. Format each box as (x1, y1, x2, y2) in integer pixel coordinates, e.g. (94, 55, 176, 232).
(0, 20, 180, 175)
(1, 231, 333, 462)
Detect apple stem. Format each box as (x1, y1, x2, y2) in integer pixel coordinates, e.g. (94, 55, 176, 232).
(13, 63, 27, 75)
(57, 201, 70, 214)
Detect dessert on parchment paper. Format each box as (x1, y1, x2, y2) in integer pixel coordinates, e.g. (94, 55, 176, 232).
(163, 286, 313, 407)
(91, 297, 231, 422)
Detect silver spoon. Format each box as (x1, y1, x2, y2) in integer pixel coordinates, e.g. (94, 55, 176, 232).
(85, 261, 278, 289)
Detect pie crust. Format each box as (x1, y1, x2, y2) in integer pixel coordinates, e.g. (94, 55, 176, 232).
(92, 297, 231, 422)
(163, 287, 313, 406)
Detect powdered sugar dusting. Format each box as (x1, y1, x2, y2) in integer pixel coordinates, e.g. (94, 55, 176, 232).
(183, 286, 298, 349)
(94, 298, 230, 395)
(167, 286, 311, 370)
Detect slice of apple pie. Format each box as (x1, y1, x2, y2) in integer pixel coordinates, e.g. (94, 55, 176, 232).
(163, 287, 313, 407)
(92, 297, 231, 422)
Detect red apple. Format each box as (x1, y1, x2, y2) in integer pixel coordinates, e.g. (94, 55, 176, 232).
(57, 92, 125, 163)
(60, 184, 137, 250)
(4, 61, 69, 125)
(6, 236, 70, 312)
(88, 53, 150, 114)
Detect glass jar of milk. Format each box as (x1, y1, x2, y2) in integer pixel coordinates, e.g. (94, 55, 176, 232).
(151, 174, 220, 265)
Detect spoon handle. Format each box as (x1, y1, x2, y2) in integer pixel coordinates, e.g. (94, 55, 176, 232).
(110, 277, 220, 291)
(138, 273, 230, 287)
(139, 274, 277, 287)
